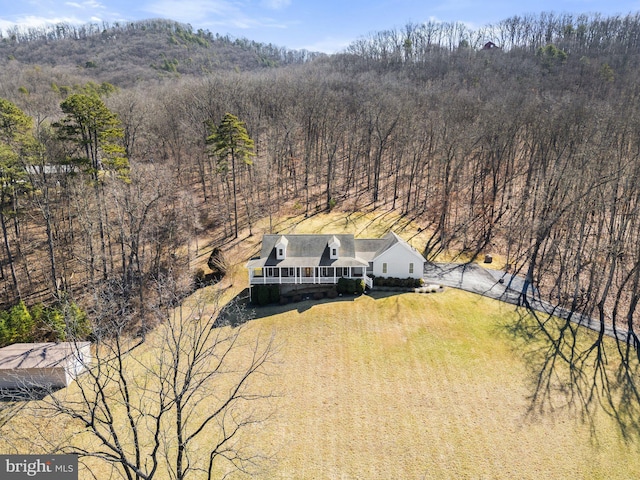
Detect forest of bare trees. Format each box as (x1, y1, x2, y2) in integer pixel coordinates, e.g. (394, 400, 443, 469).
(0, 19, 320, 87)
(0, 12, 640, 354)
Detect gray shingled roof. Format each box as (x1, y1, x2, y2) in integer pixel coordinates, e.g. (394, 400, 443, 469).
(353, 234, 397, 262)
(248, 233, 370, 268)
(246, 231, 414, 269)
(0, 343, 90, 370)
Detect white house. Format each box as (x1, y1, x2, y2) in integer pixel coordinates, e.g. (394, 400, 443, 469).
(355, 232, 427, 279)
(0, 342, 91, 390)
(247, 231, 425, 290)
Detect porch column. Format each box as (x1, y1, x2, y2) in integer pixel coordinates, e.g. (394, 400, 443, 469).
(279, 268, 282, 284)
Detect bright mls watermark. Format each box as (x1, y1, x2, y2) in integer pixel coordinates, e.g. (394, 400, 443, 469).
(1, 455, 77, 479)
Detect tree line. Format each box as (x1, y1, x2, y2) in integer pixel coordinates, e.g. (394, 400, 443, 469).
(0, 18, 320, 88)
(2, 12, 640, 342)
(347, 12, 640, 61)
(1, 10, 640, 474)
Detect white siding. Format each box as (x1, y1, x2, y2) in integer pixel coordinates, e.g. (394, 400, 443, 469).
(275, 236, 289, 260)
(67, 343, 91, 379)
(0, 343, 91, 389)
(372, 243, 425, 279)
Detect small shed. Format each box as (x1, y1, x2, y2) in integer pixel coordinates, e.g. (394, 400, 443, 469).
(0, 342, 91, 390)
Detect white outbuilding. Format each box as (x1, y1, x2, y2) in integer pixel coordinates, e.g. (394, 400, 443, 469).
(0, 342, 91, 390)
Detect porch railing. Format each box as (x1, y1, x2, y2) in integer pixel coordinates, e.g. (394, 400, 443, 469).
(250, 274, 373, 287)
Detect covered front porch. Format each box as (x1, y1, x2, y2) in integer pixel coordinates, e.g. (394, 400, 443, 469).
(249, 265, 373, 289)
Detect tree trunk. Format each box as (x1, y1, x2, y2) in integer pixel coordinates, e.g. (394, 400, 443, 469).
(0, 208, 20, 300)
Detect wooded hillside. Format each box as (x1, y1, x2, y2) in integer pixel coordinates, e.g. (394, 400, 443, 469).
(1, 12, 640, 346)
(0, 19, 319, 86)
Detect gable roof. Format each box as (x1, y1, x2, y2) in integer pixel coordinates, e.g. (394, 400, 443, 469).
(248, 234, 368, 268)
(275, 235, 288, 247)
(247, 231, 425, 269)
(353, 231, 395, 256)
(372, 232, 426, 263)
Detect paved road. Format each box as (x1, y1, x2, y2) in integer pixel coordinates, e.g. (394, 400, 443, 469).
(423, 262, 635, 344)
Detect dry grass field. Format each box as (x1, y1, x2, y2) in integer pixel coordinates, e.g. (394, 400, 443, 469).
(3, 211, 640, 479)
(238, 289, 640, 479)
(205, 212, 640, 479)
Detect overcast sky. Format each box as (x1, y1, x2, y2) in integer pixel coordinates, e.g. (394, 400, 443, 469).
(1, 0, 639, 53)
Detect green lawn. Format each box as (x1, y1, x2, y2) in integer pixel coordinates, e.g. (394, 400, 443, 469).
(238, 288, 640, 479)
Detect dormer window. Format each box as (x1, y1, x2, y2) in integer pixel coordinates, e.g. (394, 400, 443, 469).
(328, 236, 341, 260)
(275, 236, 288, 260)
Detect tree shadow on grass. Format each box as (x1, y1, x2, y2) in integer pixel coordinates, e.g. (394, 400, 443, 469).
(0, 386, 63, 448)
(0, 387, 60, 402)
(502, 306, 640, 444)
(218, 288, 406, 326)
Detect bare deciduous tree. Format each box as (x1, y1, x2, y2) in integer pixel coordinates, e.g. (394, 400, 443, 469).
(39, 288, 276, 480)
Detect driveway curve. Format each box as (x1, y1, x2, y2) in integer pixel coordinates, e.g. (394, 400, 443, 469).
(423, 262, 633, 344)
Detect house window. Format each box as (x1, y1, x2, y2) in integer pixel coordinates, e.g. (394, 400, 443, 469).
(254, 268, 263, 277)
(382, 263, 387, 274)
(278, 248, 283, 257)
(328, 236, 340, 259)
(409, 263, 414, 274)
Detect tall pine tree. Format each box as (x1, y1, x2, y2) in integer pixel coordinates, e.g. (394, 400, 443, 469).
(54, 94, 128, 280)
(0, 99, 33, 300)
(206, 113, 255, 238)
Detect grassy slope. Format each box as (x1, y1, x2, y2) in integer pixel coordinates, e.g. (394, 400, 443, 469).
(243, 289, 639, 479)
(217, 210, 640, 478)
(3, 211, 640, 478)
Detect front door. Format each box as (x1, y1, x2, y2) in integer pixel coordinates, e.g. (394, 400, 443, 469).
(304, 267, 312, 277)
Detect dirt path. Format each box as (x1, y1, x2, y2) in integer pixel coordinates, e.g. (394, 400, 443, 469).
(423, 262, 634, 344)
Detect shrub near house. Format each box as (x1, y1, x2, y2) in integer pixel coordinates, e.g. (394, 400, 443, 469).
(253, 284, 281, 306)
(372, 276, 424, 288)
(337, 277, 365, 295)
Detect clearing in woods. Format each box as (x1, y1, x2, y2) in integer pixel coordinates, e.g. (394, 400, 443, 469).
(241, 289, 640, 479)
(2, 211, 640, 478)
